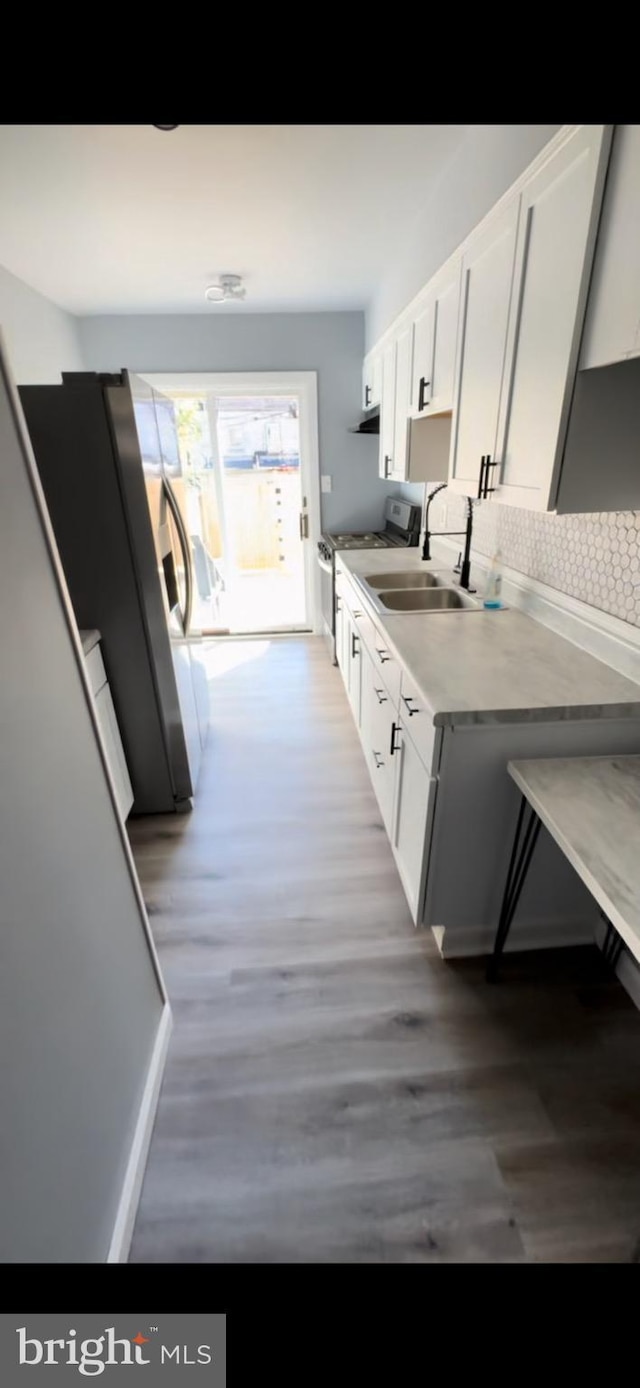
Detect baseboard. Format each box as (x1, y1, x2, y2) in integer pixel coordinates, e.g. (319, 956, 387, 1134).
(107, 1002, 172, 1264)
(431, 915, 595, 960)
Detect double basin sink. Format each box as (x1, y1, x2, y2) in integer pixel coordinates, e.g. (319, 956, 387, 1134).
(362, 570, 482, 614)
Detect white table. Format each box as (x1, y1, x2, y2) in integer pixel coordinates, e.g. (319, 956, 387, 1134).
(488, 754, 640, 981)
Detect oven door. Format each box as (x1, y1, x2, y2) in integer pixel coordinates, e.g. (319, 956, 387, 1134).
(317, 552, 336, 652)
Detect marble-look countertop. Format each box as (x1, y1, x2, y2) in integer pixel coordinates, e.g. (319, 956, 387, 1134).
(337, 549, 640, 727)
(78, 628, 101, 656)
(509, 755, 640, 961)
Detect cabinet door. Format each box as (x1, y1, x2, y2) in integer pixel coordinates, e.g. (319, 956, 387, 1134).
(379, 341, 397, 479)
(94, 681, 134, 822)
(390, 325, 413, 480)
(411, 296, 435, 413)
(391, 720, 437, 925)
(367, 692, 396, 834)
(495, 125, 612, 511)
(347, 616, 362, 726)
(448, 198, 520, 496)
(335, 594, 347, 681)
(363, 349, 382, 410)
(581, 125, 640, 370)
(429, 261, 462, 415)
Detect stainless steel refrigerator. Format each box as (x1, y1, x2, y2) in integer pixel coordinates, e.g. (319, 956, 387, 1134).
(20, 370, 209, 814)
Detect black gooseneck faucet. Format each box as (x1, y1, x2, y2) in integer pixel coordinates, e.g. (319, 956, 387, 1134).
(421, 485, 476, 592)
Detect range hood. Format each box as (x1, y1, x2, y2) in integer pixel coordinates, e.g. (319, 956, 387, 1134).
(349, 406, 380, 435)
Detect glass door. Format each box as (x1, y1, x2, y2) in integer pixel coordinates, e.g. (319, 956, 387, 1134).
(171, 392, 309, 635)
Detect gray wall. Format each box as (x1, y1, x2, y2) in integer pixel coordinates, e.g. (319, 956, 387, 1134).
(367, 124, 561, 347)
(79, 311, 395, 533)
(0, 263, 85, 382)
(0, 354, 165, 1260)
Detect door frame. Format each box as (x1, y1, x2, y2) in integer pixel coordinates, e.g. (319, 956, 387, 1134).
(142, 371, 322, 633)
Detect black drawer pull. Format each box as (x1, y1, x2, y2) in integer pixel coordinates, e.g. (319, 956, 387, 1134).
(390, 721, 401, 756)
(372, 750, 384, 769)
(365, 384, 372, 407)
(377, 648, 390, 664)
(402, 696, 420, 716)
(351, 633, 359, 658)
(418, 376, 430, 412)
(374, 687, 387, 704)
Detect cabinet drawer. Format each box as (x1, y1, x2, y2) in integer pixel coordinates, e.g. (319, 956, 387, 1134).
(371, 636, 401, 703)
(84, 643, 107, 699)
(398, 669, 438, 772)
(352, 607, 376, 657)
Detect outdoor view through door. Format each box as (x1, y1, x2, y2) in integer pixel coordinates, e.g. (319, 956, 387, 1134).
(173, 393, 308, 634)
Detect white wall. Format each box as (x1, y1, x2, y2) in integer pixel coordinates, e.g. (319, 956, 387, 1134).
(0, 263, 84, 383)
(79, 311, 395, 533)
(366, 124, 561, 348)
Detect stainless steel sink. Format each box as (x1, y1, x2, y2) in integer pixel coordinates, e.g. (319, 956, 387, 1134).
(364, 571, 441, 590)
(377, 587, 481, 612)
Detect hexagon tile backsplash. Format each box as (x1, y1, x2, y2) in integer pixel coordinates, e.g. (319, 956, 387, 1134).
(441, 491, 640, 628)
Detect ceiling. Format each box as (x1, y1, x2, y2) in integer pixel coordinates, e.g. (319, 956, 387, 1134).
(0, 125, 466, 316)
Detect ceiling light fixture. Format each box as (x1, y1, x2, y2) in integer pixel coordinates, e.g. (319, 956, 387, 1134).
(153, 124, 179, 131)
(205, 274, 247, 304)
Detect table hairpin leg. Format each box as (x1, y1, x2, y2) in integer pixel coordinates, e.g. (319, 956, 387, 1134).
(486, 793, 542, 983)
(600, 911, 624, 971)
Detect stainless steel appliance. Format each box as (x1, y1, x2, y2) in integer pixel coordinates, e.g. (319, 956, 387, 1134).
(20, 370, 209, 814)
(317, 496, 421, 660)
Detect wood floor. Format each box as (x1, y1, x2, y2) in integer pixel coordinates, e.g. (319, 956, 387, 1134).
(128, 636, 640, 1263)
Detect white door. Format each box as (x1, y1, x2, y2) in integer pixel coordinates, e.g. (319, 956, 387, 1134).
(379, 341, 397, 479)
(390, 324, 414, 481)
(495, 125, 612, 510)
(448, 198, 521, 497)
(392, 721, 438, 924)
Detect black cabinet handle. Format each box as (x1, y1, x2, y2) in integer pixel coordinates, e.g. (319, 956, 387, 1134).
(353, 610, 364, 618)
(478, 453, 499, 499)
(402, 696, 419, 716)
(390, 721, 401, 756)
(351, 633, 359, 658)
(374, 687, 388, 704)
(335, 596, 342, 611)
(365, 384, 372, 407)
(376, 648, 390, 664)
(384, 454, 392, 477)
(372, 750, 384, 769)
(418, 376, 430, 412)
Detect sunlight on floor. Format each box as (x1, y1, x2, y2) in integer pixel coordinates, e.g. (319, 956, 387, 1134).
(201, 639, 272, 680)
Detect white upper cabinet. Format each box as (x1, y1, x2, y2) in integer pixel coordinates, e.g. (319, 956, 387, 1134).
(448, 199, 520, 497)
(379, 340, 397, 479)
(494, 125, 612, 511)
(389, 324, 413, 481)
(580, 125, 640, 370)
(362, 348, 382, 411)
(410, 259, 461, 417)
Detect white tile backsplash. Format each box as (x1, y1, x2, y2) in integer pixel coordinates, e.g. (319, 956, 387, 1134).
(436, 489, 640, 627)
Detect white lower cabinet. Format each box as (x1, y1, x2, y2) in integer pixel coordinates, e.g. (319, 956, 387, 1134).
(346, 612, 362, 727)
(94, 682, 134, 823)
(85, 639, 134, 823)
(390, 719, 438, 925)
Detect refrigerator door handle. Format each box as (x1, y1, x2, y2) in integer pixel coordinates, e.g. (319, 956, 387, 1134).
(163, 475, 193, 636)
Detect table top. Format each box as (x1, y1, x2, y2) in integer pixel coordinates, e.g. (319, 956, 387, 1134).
(508, 755, 640, 964)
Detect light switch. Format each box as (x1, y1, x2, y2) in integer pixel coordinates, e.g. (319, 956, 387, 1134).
(321, 474, 332, 493)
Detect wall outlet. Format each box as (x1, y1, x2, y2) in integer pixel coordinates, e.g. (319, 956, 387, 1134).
(321, 474, 332, 493)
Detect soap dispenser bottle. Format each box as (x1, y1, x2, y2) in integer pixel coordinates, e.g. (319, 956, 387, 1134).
(483, 550, 503, 609)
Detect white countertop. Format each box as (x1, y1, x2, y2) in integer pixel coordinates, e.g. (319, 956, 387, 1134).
(509, 755, 640, 963)
(337, 549, 640, 727)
